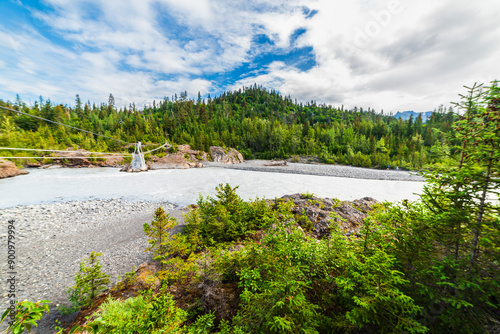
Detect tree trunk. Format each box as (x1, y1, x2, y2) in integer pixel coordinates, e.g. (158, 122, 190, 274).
(470, 147, 493, 267)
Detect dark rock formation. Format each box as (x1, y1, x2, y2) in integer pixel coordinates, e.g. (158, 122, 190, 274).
(280, 193, 379, 239)
(0, 158, 29, 179)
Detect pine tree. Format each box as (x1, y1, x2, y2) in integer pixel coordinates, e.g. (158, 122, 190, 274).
(67, 252, 110, 308)
(416, 82, 500, 331)
(143, 207, 178, 268)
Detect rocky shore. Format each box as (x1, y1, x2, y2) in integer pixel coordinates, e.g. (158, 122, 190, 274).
(147, 145, 244, 170)
(206, 159, 424, 182)
(0, 159, 29, 179)
(0, 199, 182, 333)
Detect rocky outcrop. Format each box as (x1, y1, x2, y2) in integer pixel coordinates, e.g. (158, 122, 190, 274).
(149, 144, 205, 170)
(149, 145, 243, 170)
(0, 158, 29, 179)
(120, 164, 148, 172)
(26, 149, 125, 168)
(280, 194, 379, 239)
(210, 146, 244, 164)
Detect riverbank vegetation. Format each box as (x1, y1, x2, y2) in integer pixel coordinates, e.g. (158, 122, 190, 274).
(69, 168, 497, 333)
(0, 83, 468, 170)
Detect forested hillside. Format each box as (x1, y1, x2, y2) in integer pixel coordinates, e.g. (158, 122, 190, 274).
(1, 85, 456, 169)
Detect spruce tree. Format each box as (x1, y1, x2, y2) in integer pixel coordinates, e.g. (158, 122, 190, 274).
(143, 207, 178, 268)
(68, 252, 110, 309)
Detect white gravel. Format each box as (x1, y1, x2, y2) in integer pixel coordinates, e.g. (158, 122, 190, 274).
(0, 199, 179, 333)
(205, 160, 424, 182)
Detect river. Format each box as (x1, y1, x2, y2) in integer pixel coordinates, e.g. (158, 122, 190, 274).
(0, 167, 424, 208)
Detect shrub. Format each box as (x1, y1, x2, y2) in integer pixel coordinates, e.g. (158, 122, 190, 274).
(187, 184, 294, 247)
(170, 144, 179, 153)
(86, 290, 187, 333)
(1, 300, 51, 334)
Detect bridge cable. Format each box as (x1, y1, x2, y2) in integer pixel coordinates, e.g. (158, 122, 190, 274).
(0, 156, 131, 159)
(0, 105, 130, 144)
(0, 147, 130, 156)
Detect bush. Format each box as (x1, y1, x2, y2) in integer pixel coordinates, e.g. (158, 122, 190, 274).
(1, 300, 51, 334)
(170, 144, 179, 153)
(188, 183, 291, 245)
(86, 290, 187, 333)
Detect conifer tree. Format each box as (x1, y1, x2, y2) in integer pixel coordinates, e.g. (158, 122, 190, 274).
(68, 252, 110, 309)
(143, 207, 178, 268)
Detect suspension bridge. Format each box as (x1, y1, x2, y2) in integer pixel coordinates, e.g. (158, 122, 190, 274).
(0, 105, 169, 172)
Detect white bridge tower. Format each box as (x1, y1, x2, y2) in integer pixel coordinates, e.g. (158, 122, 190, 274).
(130, 141, 147, 171)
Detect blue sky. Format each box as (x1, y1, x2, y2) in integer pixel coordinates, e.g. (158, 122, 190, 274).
(1, 0, 499, 112)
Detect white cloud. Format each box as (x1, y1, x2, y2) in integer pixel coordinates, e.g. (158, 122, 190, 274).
(231, 0, 500, 112)
(0, 0, 499, 112)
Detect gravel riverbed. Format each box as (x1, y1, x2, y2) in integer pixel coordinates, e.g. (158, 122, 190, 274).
(206, 160, 424, 182)
(0, 199, 180, 333)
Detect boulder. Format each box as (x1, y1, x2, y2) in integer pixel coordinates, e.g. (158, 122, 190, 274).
(210, 146, 244, 164)
(148, 145, 204, 170)
(56, 149, 124, 168)
(280, 194, 379, 239)
(27, 149, 125, 169)
(0, 159, 29, 179)
(120, 164, 148, 172)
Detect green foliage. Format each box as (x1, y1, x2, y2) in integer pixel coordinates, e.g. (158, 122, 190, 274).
(143, 207, 178, 266)
(186, 183, 293, 246)
(231, 224, 321, 334)
(406, 82, 500, 333)
(185, 312, 216, 334)
(143, 206, 177, 260)
(334, 248, 426, 333)
(85, 290, 187, 333)
(67, 252, 111, 309)
(300, 191, 315, 199)
(0, 300, 51, 334)
(1, 85, 460, 169)
(170, 144, 179, 153)
(132, 184, 434, 333)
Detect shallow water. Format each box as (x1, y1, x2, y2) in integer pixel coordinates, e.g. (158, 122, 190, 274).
(0, 167, 425, 208)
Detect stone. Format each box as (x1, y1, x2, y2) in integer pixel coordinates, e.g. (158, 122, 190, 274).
(148, 144, 243, 170)
(281, 193, 379, 239)
(210, 146, 244, 164)
(0, 158, 29, 179)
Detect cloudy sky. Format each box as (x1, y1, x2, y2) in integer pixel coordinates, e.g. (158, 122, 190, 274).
(1, 0, 499, 112)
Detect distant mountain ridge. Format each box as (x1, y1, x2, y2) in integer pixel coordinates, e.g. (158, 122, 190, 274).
(393, 110, 434, 122)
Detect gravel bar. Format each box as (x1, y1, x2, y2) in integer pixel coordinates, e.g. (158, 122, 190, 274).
(205, 160, 424, 182)
(0, 198, 182, 333)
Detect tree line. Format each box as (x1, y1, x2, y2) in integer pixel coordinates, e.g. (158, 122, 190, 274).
(2, 85, 458, 169)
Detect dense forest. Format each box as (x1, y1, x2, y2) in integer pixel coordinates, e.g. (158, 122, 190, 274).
(1, 85, 457, 169)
